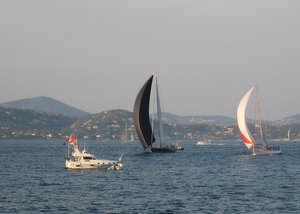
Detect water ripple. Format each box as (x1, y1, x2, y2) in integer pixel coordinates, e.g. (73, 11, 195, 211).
(1, 140, 300, 213)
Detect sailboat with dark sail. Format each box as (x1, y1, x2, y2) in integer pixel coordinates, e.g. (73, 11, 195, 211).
(133, 73, 176, 153)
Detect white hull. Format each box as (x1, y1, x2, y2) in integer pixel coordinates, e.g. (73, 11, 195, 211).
(196, 140, 210, 145)
(64, 137, 123, 170)
(65, 159, 121, 170)
(65, 134, 123, 170)
(253, 147, 282, 155)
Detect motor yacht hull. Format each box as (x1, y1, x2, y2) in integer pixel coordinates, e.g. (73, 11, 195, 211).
(65, 159, 120, 170)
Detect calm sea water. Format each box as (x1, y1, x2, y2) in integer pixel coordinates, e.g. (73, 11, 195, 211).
(0, 139, 300, 213)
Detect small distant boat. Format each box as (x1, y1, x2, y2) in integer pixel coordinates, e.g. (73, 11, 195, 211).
(64, 134, 123, 170)
(133, 73, 176, 153)
(196, 141, 206, 145)
(176, 146, 184, 150)
(287, 127, 300, 142)
(288, 128, 294, 142)
(196, 140, 210, 145)
(122, 121, 135, 143)
(237, 86, 281, 155)
(174, 141, 184, 150)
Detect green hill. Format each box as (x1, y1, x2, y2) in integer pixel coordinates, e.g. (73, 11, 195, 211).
(1, 105, 300, 140)
(0, 107, 75, 139)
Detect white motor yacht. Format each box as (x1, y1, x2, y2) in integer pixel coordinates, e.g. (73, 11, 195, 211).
(65, 134, 123, 170)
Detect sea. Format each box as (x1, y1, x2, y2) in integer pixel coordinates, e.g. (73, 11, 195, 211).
(1, 139, 300, 214)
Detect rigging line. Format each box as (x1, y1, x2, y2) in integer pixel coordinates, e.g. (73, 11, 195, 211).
(155, 74, 166, 147)
(150, 75, 156, 147)
(255, 87, 267, 146)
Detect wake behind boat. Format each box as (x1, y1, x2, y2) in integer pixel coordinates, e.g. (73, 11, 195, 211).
(133, 73, 176, 153)
(237, 86, 281, 155)
(64, 134, 123, 170)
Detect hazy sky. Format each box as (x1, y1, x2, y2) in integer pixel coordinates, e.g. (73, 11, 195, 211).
(1, 0, 299, 120)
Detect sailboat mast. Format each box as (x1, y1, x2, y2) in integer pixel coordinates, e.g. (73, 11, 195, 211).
(255, 87, 267, 147)
(130, 131, 134, 142)
(123, 121, 128, 143)
(67, 141, 70, 159)
(154, 73, 165, 147)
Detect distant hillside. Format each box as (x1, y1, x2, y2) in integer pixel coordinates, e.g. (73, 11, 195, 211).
(64, 109, 236, 141)
(284, 114, 300, 121)
(163, 112, 236, 126)
(64, 109, 134, 140)
(0, 107, 75, 139)
(275, 114, 300, 125)
(1, 108, 300, 140)
(0, 97, 90, 117)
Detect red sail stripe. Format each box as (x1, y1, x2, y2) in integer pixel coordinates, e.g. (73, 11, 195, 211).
(237, 126, 255, 146)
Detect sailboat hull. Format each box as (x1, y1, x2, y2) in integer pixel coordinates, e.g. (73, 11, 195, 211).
(151, 147, 177, 153)
(253, 147, 282, 155)
(253, 150, 282, 155)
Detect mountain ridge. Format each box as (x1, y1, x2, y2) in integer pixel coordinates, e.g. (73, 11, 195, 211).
(0, 106, 299, 140)
(0, 96, 90, 117)
(1, 96, 300, 123)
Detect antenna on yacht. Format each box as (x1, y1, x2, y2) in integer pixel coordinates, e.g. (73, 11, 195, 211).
(83, 141, 87, 153)
(67, 140, 70, 159)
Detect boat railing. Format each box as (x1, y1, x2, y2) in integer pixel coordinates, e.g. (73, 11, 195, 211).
(269, 146, 280, 151)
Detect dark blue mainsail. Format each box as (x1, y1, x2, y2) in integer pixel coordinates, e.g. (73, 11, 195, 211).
(133, 74, 156, 150)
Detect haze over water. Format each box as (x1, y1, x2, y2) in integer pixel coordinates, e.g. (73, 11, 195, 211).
(1, 1, 300, 120)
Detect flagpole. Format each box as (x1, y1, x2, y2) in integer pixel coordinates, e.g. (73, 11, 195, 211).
(67, 140, 69, 159)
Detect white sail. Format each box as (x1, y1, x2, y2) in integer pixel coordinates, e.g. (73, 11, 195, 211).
(237, 87, 256, 150)
(154, 73, 166, 147)
(237, 86, 281, 155)
(122, 122, 128, 143)
(288, 128, 292, 142)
